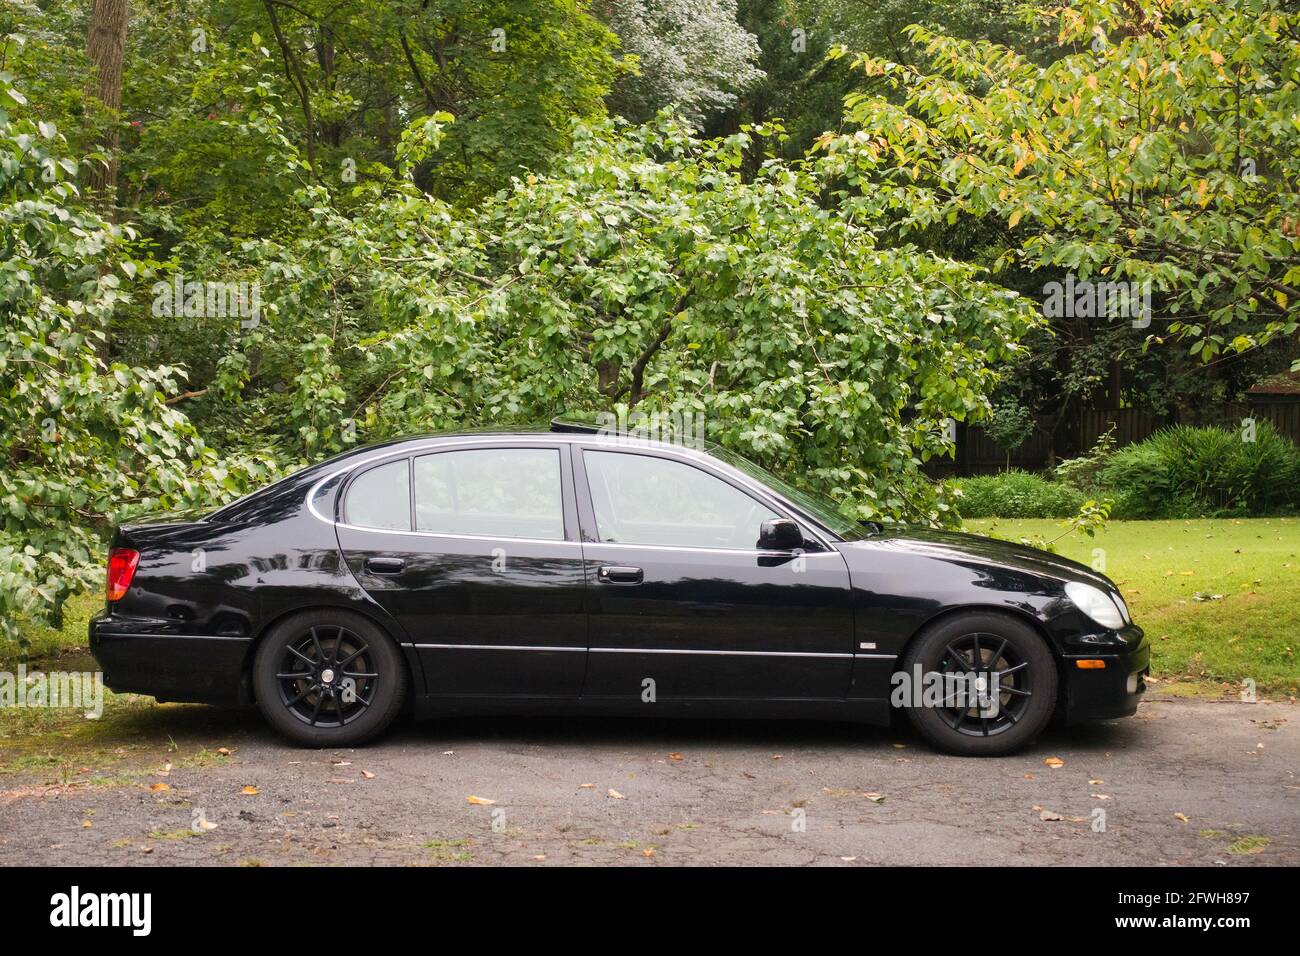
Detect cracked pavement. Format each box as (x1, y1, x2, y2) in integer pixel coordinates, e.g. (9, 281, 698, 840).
(1, 698, 1296, 866)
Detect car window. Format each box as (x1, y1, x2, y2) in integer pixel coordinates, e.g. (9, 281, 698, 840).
(345, 459, 411, 531)
(414, 448, 564, 540)
(584, 450, 780, 549)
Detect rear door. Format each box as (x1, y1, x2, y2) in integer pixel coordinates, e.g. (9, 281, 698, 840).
(574, 445, 854, 702)
(334, 442, 588, 699)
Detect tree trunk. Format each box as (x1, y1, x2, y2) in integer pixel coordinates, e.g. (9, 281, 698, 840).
(85, 0, 130, 197)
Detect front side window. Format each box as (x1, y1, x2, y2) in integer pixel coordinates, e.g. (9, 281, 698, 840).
(583, 451, 780, 549)
(414, 448, 564, 540)
(345, 459, 411, 531)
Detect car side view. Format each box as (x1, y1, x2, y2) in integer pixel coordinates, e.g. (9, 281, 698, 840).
(89, 426, 1149, 755)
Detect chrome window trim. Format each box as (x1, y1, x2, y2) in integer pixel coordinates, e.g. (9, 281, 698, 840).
(305, 434, 839, 551)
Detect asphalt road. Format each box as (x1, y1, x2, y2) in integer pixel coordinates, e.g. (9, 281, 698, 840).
(1, 698, 1296, 866)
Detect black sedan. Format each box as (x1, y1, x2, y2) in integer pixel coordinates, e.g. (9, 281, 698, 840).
(89, 427, 1149, 755)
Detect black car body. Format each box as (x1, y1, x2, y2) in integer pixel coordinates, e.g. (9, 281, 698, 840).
(90, 429, 1149, 754)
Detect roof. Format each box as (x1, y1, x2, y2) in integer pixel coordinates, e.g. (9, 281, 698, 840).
(1247, 370, 1300, 396)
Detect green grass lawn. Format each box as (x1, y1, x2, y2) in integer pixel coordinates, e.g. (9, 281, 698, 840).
(967, 517, 1300, 696)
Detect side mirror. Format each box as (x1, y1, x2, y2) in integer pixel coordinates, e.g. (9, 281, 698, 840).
(757, 518, 803, 551)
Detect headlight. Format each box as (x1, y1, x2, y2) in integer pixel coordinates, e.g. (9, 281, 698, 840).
(1065, 582, 1125, 630)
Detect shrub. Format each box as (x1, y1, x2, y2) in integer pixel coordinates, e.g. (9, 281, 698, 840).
(951, 471, 1085, 519)
(1052, 427, 1117, 493)
(1099, 423, 1300, 519)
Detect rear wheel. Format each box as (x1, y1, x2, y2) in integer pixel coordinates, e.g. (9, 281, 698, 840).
(253, 610, 407, 747)
(899, 612, 1057, 756)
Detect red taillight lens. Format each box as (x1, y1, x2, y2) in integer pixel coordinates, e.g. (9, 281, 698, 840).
(106, 548, 140, 602)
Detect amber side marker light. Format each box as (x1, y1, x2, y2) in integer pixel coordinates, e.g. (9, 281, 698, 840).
(106, 547, 140, 602)
(1075, 659, 1107, 670)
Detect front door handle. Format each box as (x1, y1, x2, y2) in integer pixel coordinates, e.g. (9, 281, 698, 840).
(597, 565, 643, 585)
(365, 557, 406, 575)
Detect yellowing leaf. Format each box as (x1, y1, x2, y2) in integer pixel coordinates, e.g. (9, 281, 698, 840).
(241, 785, 259, 795)
(466, 795, 496, 805)
(1044, 757, 1065, 768)
(149, 782, 170, 792)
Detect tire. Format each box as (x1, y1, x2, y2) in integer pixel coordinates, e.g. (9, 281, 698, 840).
(253, 609, 408, 747)
(898, 611, 1057, 757)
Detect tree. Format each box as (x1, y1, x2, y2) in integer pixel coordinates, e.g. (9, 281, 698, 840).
(0, 73, 273, 644)
(821, 0, 1300, 373)
(218, 114, 1039, 525)
(84, 0, 129, 195)
(601, 0, 765, 126)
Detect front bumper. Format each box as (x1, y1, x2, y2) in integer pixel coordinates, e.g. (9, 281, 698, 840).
(1061, 623, 1150, 724)
(89, 612, 253, 706)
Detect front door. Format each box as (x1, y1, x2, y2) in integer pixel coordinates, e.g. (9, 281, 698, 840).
(335, 443, 587, 699)
(573, 446, 854, 703)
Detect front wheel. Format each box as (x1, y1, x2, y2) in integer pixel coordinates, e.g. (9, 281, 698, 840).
(253, 610, 407, 747)
(898, 612, 1057, 756)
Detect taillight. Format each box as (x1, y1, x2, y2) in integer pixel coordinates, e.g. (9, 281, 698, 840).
(106, 548, 140, 602)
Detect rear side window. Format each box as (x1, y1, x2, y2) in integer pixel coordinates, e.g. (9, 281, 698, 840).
(345, 459, 411, 531)
(414, 448, 564, 540)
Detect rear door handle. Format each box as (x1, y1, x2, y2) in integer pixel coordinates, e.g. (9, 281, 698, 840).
(365, 557, 406, 575)
(597, 565, 643, 585)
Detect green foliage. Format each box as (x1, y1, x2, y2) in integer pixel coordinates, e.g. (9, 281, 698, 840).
(950, 470, 1084, 519)
(1052, 426, 1118, 492)
(213, 113, 1040, 523)
(0, 80, 276, 645)
(983, 399, 1035, 466)
(1099, 423, 1300, 519)
(825, 0, 1300, 367)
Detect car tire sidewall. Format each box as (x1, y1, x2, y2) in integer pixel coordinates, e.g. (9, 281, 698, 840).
(899, 612, 1058, 757)
(253, 610, 407, 747)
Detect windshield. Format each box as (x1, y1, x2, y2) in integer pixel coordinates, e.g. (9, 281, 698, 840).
(704, 443, 870, 540)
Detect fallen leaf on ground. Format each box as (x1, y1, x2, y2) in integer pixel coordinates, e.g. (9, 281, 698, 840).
(466, 795, 496, 805)
(241, 785, 259, 795)
(1044, 757, 1064, 768)
(216, 748, 232, 756)
(642, 848, 655, 858)
(607, 788, 626, 800)
(81, 820, 92, 828)
(361, 770, 375, 779)
(579, 783, 595, 789)
(863, 792, 886, 804)
(1089, 779, 1104, 785)
(1174, 812, 1190, 823)
(667, 753, 683, 761)
(1039, 809, 1064, 821)
(149, 782, 170, 792)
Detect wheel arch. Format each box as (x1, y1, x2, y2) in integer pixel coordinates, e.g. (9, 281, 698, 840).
(898, 603, 1064, 664)
(240, 602, 419, 707)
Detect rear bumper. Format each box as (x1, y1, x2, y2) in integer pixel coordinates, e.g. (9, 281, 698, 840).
(89, 613, 252, 706)
(1061, 625, 1150, 724)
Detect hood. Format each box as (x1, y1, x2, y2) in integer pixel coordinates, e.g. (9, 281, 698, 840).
(843, 527, 1114, 589)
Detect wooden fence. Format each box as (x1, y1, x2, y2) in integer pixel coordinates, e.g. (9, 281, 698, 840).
(927, 399, 1300, 477)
